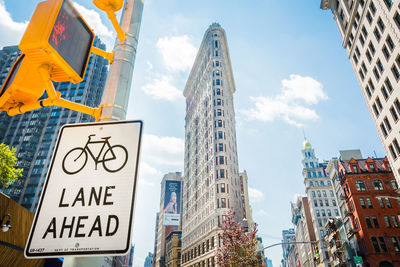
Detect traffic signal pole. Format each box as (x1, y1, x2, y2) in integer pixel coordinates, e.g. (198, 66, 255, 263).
(99, 0, 144, 121)
(62, 0, 143, 266)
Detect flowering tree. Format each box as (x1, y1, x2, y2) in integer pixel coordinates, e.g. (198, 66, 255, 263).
(216, 209, 263, 267)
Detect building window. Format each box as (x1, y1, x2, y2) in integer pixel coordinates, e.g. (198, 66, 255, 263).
(373, 67, 380, 80)
(385, 78, 393, 93)
(390, 107, 398, 122)
(355, 181, 366, 191)
(394, 138, 400, 155)
(379, 237, 388, 252)
(317, 191, 321, 197)
(392, 237, 400, 252)
(220, 183, 225, 193)
(372, 216, 380, 228)
(386, 35, 395, 50)
(365, 216, 373, 228)
(221, 198, 226, 208)
(378, 17, 385, 31)
(366, 49, 372, 62)
(366, 197, 373, 208)
(384, 117, 392, 132)
(314, 200, 318, 207)
(389, 144, 397, 159)
(359, 197, 366, 209)
(374, 28, 381, 41)
(316, 210, 320, 217)
(369, 42, 376, 55)
(378, 198, 386, 208)
(376, 97, 383, 110)
(327, 209, 332, 216)
(332, 200, 337, 206)
(352, 165, 358, 173)
(384, 215, 393, 227)
(321, 209, 326, 217)
(381, 86, 389, 100)
(392, 216, 399, 227)
(383, 45, 390, 60)
(373, 103, 379, 117)
(312, 191, 315, 197)
(392, 64, 400, 80)
(335, 209, 339, 216)
(391, 179, 399, 190)
(385, 197, 392, 208)
(371, 237, 381, 252)
(384, 0, 393, 8)
(381, 123, 388, 137)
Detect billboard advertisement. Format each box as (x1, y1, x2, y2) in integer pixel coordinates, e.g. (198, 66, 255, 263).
(163, 180, 181, 226)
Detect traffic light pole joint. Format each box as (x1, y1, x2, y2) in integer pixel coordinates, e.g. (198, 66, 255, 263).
(7, 65, 103, 120)
(91, 46, 115, 64)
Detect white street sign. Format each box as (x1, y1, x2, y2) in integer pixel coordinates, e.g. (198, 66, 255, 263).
(25, 120, 142, 258)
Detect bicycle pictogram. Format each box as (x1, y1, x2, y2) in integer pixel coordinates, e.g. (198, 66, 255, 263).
(62, 134, 128, 175)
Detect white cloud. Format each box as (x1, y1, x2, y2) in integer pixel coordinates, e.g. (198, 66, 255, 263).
(0, 1, 28, 48)
(242, 74, 327, 127)
(142, 134, 184, 167)
(248, 187, 264, 203)
(140, 161, 162, 176)
(279, 75, 327, 104)
(156, 35, 197, 72)
(137, 162, 162, 187)
(141, 75, 184, 101)
(256, 209, 269, 217)
(72, 2, 114, 50)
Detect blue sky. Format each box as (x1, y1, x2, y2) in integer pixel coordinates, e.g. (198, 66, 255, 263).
(1, 0, 386, 265)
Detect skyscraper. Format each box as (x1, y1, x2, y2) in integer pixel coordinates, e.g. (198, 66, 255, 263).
(291, 196, 316, 267)
(320, 0, 400, 186)
(239, 170, 254, 230)
(302, 140, 338, 266)
(0, 37, 108, 211)
(281, 228, 296, 267)
(181, 23, 243, 266)
(155, 172, 183, 267)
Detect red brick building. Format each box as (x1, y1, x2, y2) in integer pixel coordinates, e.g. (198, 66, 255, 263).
(338, 157, 400, 267)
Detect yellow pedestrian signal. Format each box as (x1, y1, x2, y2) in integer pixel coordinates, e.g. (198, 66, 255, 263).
(19, 0, 94, 83)
(0, 55, 44, 111)
(0, 0, 121, 119)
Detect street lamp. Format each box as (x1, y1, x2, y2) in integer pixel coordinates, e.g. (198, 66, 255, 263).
(1, 214, 12, 232)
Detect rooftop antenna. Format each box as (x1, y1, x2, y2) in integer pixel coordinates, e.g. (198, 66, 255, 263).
(373, 150, 378, 158)
(302, 128, 307, 140)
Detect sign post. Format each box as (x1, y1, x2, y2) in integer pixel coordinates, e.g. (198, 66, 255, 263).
(25, 120, 142, 258)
